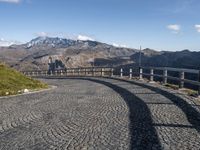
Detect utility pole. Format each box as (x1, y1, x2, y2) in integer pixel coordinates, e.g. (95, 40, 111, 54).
(109, 48, 113, 67)
(139, 46, 142, 67)
(138, 46, 143, 80)
(93, 50, 95, 67)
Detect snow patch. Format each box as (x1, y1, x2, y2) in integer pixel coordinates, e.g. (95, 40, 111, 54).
(77, 35, 94, 41)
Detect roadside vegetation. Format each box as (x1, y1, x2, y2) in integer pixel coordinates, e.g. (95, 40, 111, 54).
(164, 83, 198, 97)
(0, 63, 48, 96)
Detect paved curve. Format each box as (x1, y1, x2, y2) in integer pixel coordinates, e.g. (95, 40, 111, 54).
(0, 77, 200, 150)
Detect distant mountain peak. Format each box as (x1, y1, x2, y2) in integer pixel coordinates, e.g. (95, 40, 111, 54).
(25, 36, 77, 49)
(181, 49, 190, 52)
(23, 36, 108, 50)
(0, 38, 22, 47)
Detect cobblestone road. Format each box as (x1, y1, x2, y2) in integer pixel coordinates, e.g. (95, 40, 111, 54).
(0, 78, 200, 150)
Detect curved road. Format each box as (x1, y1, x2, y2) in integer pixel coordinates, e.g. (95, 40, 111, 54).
(0, 78, 200, 150)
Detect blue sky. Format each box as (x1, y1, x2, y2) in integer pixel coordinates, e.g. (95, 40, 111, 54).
(0, 0, 200, 51)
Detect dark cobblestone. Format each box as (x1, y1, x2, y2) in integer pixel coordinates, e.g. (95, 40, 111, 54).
(0, 77, 200, 150)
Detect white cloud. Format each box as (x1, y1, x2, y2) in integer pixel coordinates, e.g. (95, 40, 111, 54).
(112, 43, 119, 47)
(195, 25, 200, 33)
(35, 32, 49, 37)
(0, 38, 22, 47)
(34, 32, 96, 41)
(0, 0, 21, 3)
(167, 24, 181, 33)
(77, 35, 94, 41)
(112, 43, 128, 48)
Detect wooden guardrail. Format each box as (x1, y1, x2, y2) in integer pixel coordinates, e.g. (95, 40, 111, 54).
(138, 67, 200, 95)
(23, 67, 114, 77)
(23, 66, 200, 96)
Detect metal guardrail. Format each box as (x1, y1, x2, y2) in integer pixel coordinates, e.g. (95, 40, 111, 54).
(22, 66, 200, 96)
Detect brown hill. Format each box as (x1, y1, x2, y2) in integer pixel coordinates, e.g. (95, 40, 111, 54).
(0, 37, 138, 71)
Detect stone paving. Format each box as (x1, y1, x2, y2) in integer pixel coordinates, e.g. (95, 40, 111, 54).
(0, 77, 200, 150)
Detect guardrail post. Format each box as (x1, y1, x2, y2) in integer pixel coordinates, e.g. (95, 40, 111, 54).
(120, 68, 123, 77)
(92, 68, 95, 76)
(150, 68, 154, 82)
(101, 68, 104, 77)
(179, 71, 185, 89)
(163, 69, 168, 84)
(139, 67, 143, 80)
(198, 71, 200, 96)
(129, 68, 132, 79)
(120, 68, 123, 78)
(61, 70, 63, 76)
(111, 68, 114, 77)
(78, 69, 80, 76)
(110, 68, 114, 77)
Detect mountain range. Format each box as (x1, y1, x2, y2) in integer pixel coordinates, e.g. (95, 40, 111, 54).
(0, 36, 200, 71)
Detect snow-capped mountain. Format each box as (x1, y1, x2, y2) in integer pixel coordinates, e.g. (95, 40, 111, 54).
(25, 36, 105, 49)
(25, 36, 77, 49)
(0, 36, 138, 71)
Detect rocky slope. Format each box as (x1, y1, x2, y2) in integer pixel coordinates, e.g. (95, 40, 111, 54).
(130, 49, 200, 70)
(0, 37, 138, 71)
(0, 36, 200, 71)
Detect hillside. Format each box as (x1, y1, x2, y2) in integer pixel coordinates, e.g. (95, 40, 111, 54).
(0, 63, 48, 96)
(0, 37, 200, 71)
(0, 37, 138, 71)
(129, 49, 200, 70)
